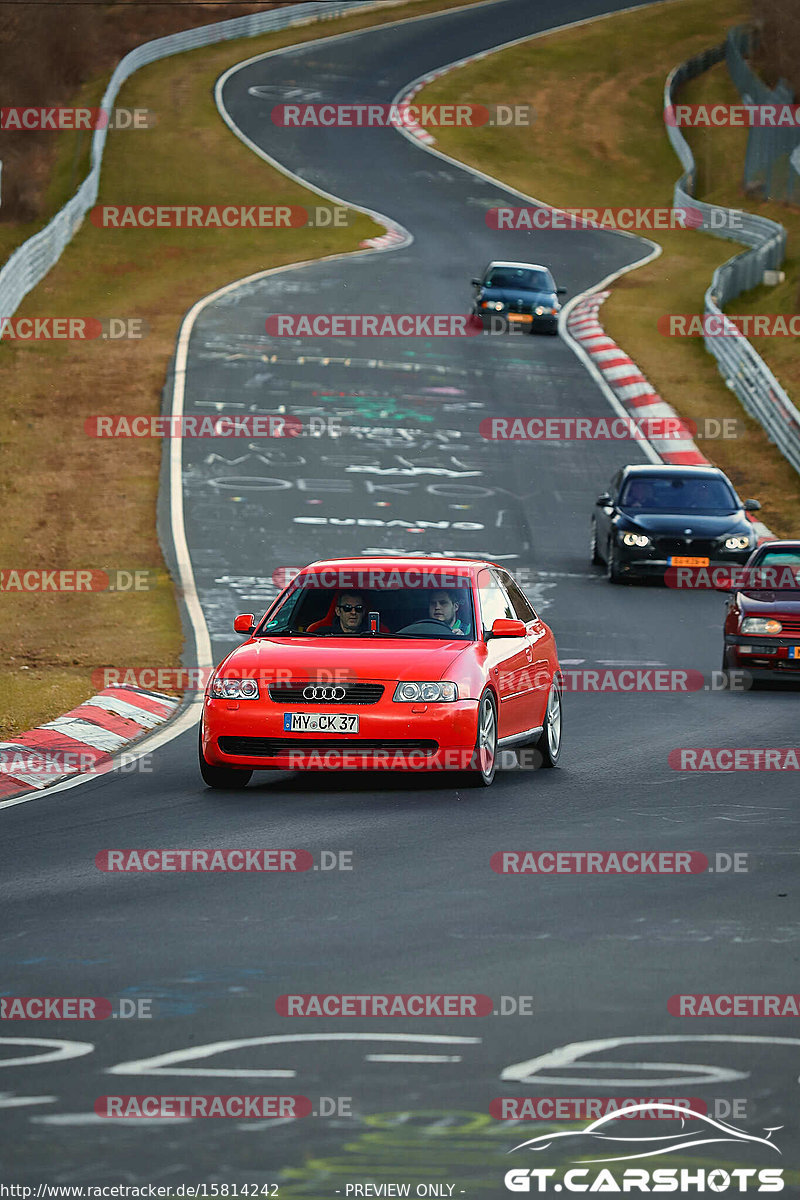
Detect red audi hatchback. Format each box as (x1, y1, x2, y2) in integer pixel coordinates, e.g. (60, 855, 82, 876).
(199, 556, 562, 788)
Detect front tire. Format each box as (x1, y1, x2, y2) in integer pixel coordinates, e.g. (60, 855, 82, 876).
(198, 729, 252, 790)
(606, 541, 623, 584)
(532, 679, 562, 768)
(464, 692, 498, 787)
(590, 519, 602, 565)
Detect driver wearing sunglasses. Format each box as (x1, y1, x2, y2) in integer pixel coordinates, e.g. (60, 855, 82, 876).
(332, 591, 367, 635)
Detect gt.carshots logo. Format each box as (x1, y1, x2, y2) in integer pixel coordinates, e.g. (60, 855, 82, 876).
(265, 314, 479, 337)
(504, 1103, 784, 1192)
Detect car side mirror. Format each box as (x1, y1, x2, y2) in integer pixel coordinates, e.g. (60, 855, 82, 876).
(596, 493, 613, 506)
(471, 277, 482, 287)
(489, 617, 527, 639)
(556, 286, 567, 295)
(743, 499, 761, 512)
(233, 614, 255, 635)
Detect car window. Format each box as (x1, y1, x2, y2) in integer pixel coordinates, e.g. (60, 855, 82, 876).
(485, 268, 553, 291)
(477, 568, 515, 631)
(619, 476, 737, 512)
(497, 570, 537, 622)
(258, 574, 477, 639)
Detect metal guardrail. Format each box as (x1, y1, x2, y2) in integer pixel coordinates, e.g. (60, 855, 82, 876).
(725, 25, 800, 203)
(664, 45, 800, 478)
(0, 2, 377, 322)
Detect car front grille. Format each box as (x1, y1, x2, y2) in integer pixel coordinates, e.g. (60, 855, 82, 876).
(219, 737, 438, 758)
(267, 682, 385, 705)
(653, 538, 717, 557)
(773, 616, 800, 635)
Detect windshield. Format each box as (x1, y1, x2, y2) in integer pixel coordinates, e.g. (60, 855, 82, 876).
(258, 573, 476, 640)
(619, 476, 738, 512)
(485, 268, 553, 292)
(745, 548, 800, 588)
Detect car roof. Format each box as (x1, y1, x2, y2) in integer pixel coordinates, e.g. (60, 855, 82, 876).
(621, 464, 727, 480)
(302, 556, 499, 575)
(754, 540, 800, 550)
(485, 261, 550, 271)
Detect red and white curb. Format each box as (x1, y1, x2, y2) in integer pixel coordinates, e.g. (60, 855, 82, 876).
(395, 48, 496, 146)
(567, 291, 776, 543)
(359, 228, 407, 250)
(0, 685, 179, 802)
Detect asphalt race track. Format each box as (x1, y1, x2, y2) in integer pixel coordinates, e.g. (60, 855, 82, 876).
(2, 0, 799, 1191)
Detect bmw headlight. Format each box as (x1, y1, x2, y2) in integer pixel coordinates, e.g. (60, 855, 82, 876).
(393, 681, 458, 702)
(481, 300, 505, 311)
(534, 305, 546, 315)
(211, 676, 260, 699)
(723, 535, 751, 550)
(741, 617, 782, 635)
(622, 532, 651, 547)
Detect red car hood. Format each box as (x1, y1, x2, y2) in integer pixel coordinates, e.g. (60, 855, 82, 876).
(219, 637, 470, 682)
(738, 589, 800, 614)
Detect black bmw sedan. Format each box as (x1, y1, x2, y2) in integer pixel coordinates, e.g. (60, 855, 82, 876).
(471, 260, 565, 334)
(591, 464, 761, 583)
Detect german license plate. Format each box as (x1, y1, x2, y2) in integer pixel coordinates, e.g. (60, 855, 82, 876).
(669, 556, 710, 567)
(283, 713, 358, 733)
(507, 313, 533, 323)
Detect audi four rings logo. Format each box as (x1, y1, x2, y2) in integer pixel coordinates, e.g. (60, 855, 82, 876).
(302, 685, 346, 700)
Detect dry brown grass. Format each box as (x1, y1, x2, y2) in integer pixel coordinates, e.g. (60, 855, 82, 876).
(0, 0, 489, 737)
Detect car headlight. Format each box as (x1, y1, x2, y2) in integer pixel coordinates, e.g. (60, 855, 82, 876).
(393, 681, 458, 702)
(723, 535, 751, 550)
(534, 305, 546, 315)
(741, 617, 782, 635)
(480, 300, 505, 311)
(622, 532, 651, 547)
(210, 676, 260, 699)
